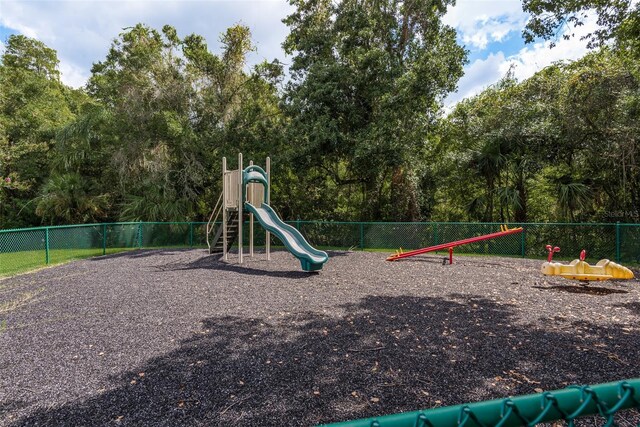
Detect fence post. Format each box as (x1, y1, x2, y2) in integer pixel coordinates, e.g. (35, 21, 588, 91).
(433, 222, 438, 245)
(102, 223, 107, 256)
(359, 223, 364, 250)
(616, 221, 621, 262)
(137, 222, 143, 249)
(520, 227, 526, 258)
(45, 227, 50, 264)
(189, 222, 194, 248)
(296, 219, 301, 230)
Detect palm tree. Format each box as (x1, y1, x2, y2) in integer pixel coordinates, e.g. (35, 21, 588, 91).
(35, 173, 109, 224)
(551, 174, 591, 222)
(468, 138, 507, 221)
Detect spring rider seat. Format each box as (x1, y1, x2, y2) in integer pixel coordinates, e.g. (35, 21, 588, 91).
(541, 245, 634, 282)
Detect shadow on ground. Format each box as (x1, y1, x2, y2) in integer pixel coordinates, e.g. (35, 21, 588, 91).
(614, 302, 640, 315)
(533, 284, 629, 295)
(92, 249, 198, 260)
(145, 254, 312, 278)
(10, 295, 640, 426)
(148, 251, 349, 278)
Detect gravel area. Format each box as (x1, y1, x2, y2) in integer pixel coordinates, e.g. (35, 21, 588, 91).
(1, 249, 639, 426)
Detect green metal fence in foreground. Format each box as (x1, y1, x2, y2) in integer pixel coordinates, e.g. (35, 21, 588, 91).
(320, 379, 640, 427)
(0, 221, 639, 276)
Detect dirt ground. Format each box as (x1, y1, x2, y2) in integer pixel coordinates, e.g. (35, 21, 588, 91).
(1, 249, 639, 426)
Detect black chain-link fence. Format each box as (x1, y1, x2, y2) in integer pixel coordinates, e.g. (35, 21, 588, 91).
(1, 221, 638, 276)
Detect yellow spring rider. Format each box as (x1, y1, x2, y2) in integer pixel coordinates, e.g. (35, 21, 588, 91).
(541, 245, 634, 281)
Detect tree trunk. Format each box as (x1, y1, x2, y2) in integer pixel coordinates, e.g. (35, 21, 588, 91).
(514, 171, 527, 222)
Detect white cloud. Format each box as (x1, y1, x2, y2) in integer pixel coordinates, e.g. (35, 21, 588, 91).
(501, 19, 597, 81)
(444, 51, 506, 106)
(443, 0, 526, 49)
(0, 0, 294, 88)
(58, 60, 90, 88)
(444, 12, 598, 109)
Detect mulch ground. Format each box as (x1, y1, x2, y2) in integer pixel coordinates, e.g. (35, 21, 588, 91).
(1, 249, 639, 426)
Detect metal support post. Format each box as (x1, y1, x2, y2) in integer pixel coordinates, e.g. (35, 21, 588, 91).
(238, 152, 243, 264)
(434, 222, 439, 245)
(102, 223, 107, 255)
(223, 157, 228, 261)
(616, 221, 621, 262)
(249, 160, 254, 257)
(266, 156, 271, 260)
(45, 227, 50, 264)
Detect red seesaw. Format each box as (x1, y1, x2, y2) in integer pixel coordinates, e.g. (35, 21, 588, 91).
(386, 225, 524, 264)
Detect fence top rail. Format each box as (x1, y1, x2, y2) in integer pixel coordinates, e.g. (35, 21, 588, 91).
(295, 220, 626, 227)
(320, 378, 640, 427)
(138, 222, 194, 226)
(1, 220, 637, 234)
(0, 222, 133, 234)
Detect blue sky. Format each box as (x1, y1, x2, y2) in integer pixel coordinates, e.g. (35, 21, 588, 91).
(0, 0, 595, 107)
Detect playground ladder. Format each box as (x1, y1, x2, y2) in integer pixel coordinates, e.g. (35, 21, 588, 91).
(209, 210, 241, 254)
(206, 193, 223, 252)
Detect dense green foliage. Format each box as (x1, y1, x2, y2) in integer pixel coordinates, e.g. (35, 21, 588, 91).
(523, 0, 639, 51)
(0, 0, 639, 228)
(438, 49, 639, 223)
(0, 35, 86, 227)
(5, 24, 285, 226)
(281, 0, 465, 221)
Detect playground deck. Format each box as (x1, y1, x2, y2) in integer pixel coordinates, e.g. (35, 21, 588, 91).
(1, 250, 639, 426)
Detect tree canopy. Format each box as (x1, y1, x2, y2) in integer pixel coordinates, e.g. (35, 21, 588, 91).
(523, 0, 640, 52)
(282, 0, 466, 220)
(1, 1, 639, 228)
(0, 35, 81, 227)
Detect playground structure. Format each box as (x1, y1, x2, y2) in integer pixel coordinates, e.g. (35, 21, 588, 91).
(386, 225, 524, 264)
(541, 247, 634, 281)
(206, 154, 328, 272)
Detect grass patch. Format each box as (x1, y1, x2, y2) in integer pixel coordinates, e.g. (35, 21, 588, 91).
(0, 248, 136, 278)
(0, 288, 44, 314)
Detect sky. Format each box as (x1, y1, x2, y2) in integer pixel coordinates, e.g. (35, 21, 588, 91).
(0, 0, 597, 108)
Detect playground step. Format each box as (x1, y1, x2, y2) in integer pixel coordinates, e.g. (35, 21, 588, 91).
(208, 211, 242, 254)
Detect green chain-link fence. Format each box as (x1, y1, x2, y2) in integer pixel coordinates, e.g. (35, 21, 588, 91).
(1, 221, 639, 276)
(296, 221, 623, 261)
(319, 379, 640, 427)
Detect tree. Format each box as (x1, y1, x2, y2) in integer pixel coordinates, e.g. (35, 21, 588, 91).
(1, 35, 60, 79)
(35, 173, 109, 224)
(441, 47, 639, 223)
(0, 35, 77, 227)
(558, 49, 640, 220)
(522, 0, 640, 51)
(282, 0, 466, 221)
(82, 24, 205, 221)
(183, 25, 286, 194)
(442, 67, 567, 223)
(53, 23, 285, 223)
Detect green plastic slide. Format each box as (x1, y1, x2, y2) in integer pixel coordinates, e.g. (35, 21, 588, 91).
(244, 202, 328, 271)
